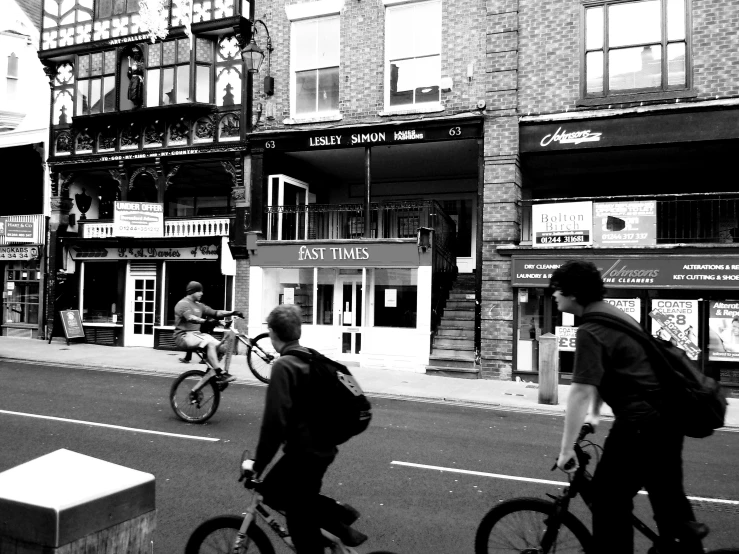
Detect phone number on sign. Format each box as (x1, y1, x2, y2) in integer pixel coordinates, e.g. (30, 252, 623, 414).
(602, 232, 649, 241)
(538, 235, 586, 244)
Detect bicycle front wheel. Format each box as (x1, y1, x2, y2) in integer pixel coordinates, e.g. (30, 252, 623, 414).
(247, 333, 278, 384)
(170, 370, 220, 423)
(475, 497, 592, 554)
(185, 515, 275, 554)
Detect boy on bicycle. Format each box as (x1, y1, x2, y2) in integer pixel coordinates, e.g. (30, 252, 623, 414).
(173, 281, 243, 383)
(550, 260, 704, 554)
(241, 304, 366, 553)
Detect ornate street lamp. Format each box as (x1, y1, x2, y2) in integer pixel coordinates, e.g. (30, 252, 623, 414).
(240, 37, 265, 73)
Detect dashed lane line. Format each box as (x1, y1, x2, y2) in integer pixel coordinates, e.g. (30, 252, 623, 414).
(391, 461, 739, 507)
(0, 409, 219, 442)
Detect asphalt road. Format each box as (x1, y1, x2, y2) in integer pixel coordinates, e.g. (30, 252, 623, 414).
(0, 360, 737, 553)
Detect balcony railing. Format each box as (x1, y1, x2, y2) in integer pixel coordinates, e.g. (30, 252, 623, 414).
(521, 193, 739, 245)
(79, 217, 232, 239)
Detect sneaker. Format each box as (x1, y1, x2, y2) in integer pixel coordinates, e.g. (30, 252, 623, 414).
(216, 372, 237, 383)
(179, 357, 191, 363)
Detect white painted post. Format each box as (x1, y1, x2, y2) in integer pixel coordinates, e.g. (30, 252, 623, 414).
(0, 449, 155, 553)
(538, 332, 559, 405)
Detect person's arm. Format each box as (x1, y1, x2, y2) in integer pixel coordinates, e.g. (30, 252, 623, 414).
(584, 388, 603, 428)
(557, 382, 596, 472)
(253, 362, 293, 475)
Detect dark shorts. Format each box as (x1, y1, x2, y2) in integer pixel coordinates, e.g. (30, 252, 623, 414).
(174, 331, 220, 351)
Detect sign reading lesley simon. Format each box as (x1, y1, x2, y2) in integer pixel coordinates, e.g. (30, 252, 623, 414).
(532, 202, 592, 247)
(253, 241, 425, 267)
(513, 256, 739, 289)
(113, 202, 164, 238)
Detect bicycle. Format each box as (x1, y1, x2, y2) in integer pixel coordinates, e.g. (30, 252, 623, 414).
(474, 423, 738, 554)
(184, 450, 399, 554)
(169, 317, 278, 423)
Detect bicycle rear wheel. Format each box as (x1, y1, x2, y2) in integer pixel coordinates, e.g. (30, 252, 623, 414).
(475, 497, 592, 554)
(247, 332, 277, 384)
(185, 515, 275, 554)
(170, 370, 220, 423)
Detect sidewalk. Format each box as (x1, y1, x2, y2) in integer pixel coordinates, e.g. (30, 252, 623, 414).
(2, 337, 738, 427)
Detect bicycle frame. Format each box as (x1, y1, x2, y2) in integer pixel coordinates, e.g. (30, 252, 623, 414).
(235, 487, 361, 554)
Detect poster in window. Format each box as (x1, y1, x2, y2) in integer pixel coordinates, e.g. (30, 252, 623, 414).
(649, 299, 699, 360)
(708, 300, 739, 361)
(604, 298, 641, 323)
(283, 288, 294, 305)
(593, 201, 656, 246)
(113, 201, 164, 238)
(555, 326, 578, 352)
(532, 201, 592, 247)
(385, 288, 397, 308)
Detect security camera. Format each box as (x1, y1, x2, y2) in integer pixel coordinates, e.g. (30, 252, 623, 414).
(476, 99, 486, 110)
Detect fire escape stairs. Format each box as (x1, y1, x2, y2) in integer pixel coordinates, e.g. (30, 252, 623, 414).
(426, 274, 479, 379)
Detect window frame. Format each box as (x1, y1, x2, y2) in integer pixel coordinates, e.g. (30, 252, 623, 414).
(146, 38, 196, 107)
(3, 261, 41, 326)
(75, 50, 117, 116)
(289, 15, 341, 118)
(580, 0, 692, 101)
(383, 0, 442, 111)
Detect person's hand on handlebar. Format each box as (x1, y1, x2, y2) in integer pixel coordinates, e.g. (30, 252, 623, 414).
(239, 458, 260, 488)
(231, 310, 245, 319)
(556, 448, 578, 474)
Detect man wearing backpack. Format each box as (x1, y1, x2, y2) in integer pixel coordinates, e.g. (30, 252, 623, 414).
(240, 304, 367, 553)
(550, 260, 704, 554)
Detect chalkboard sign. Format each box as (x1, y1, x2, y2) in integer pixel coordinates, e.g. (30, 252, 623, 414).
(59, 310, 85, 344)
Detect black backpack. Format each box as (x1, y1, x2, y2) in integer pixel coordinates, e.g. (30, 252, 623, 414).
(582, 312, 727, 438)
(285, 348, 372, 445)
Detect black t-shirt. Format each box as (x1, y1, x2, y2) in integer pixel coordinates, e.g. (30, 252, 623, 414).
(573, 301, 661, 422)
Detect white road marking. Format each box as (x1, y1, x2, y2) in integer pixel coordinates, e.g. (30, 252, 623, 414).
(391, 461, 739, 506)
(0, 409, 219, 442)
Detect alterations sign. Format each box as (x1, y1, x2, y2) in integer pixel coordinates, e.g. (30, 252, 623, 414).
(532, 202, 592, 247)
(593, 201, 656, 247)
(113, 202, 164, 238)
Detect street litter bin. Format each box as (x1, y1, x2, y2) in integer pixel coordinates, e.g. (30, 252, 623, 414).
(0, 448, 155, 553)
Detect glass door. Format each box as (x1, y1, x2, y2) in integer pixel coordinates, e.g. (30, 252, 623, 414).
(267, 174, 310, 240)
(125, 263, 157, 347)
(335, 269, 363, 358)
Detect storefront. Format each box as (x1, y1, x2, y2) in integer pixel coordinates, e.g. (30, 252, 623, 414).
(509, 253, 739, 389)
(64, 237, 235, 347)
(248, 240, 432, 371)
(1, 216, 45, 339)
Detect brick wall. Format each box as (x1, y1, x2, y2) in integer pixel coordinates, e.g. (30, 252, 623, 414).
(235, 258, 250, 332)
(517, 0, 739, 115)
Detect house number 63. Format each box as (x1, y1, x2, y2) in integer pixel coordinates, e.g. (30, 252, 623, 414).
(265, 140, 276, 148)
(448, 126, 462, 136)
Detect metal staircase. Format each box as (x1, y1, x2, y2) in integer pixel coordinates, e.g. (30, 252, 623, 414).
(426, 274, 479, 378)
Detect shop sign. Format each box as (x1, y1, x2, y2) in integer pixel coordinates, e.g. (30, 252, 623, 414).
(649, 301, 700, 360)
(604, 298, 641, 323)
(555, 326, 577, 352)
(532, 202, 593, 247)
(593, 201, 656, 247)
(70, 245, 219, 260)
(0, 246, 40, 260)
(512, 256, 739, 289)
(0, 219, 35, 240)
(540, 127, 602, 147)
(113, 202, 164, 238)
(254, 241, 423, 267)
(708, 300, 739, 361)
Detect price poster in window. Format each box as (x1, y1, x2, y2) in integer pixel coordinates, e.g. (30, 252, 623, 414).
(604, 298, 641, 323)
(708, 300, 739, 361)
(650, 299, 699, 360)
(385, 288, 397, 307)
(555, 326, 578, 352)
(283, 288, 294, 305)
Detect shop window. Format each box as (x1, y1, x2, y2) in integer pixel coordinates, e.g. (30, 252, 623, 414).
(584, 0, 688, 97)
(76, 50, 117, 115)
(3, 261, 40, 325)
(291, 16, 340, 116)
(369, 268, 417, 328)
(82, 262, 121, 323)
(317, 268, 336, 325)
(385, 0, 441, 109)
(262, 268, 315, 324)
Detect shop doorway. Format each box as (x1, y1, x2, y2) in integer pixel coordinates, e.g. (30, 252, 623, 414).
(267, 174, 313, 240)
(125, 262, 157, 347)
(336, 270, 363, 358)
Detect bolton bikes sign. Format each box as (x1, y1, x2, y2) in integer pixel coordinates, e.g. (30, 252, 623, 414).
(512, 256, 739, 289)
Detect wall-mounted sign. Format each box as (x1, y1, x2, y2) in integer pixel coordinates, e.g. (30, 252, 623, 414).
(650, 301, 699, 360)
(0, 218, 36, 242)
(113, 202, 164, 238)
(593, 201, 656, 246)
(604, 298, 641, 323)
(555, 326, 578, 352)
(69, 245, 219, 260)
(708, 300, 739, 361)
(512, 256, 739, 289)
(254, 241, 423, 267)
(0, 246, 40, 260)
(532, 202, 593, 247)
(540, 127, 602, 147)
